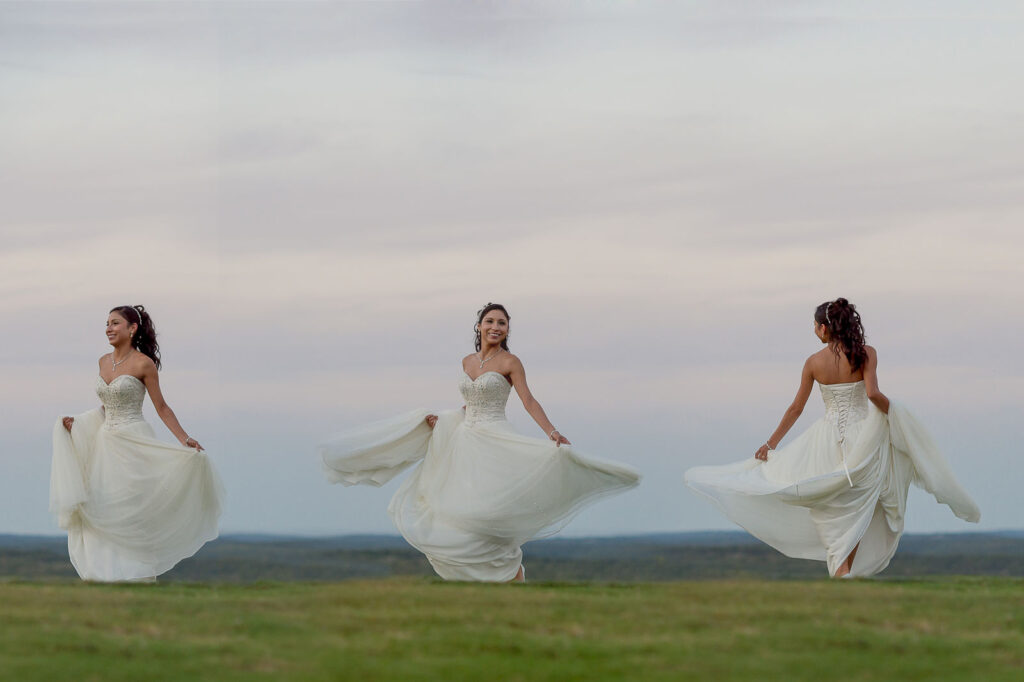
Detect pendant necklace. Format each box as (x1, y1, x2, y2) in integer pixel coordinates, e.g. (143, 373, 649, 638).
(478, 349, 502, 368)
(112, 349, 134, 370)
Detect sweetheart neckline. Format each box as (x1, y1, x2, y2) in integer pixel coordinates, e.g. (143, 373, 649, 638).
(462, 370, 512, 386)
(98, 374, 144, 387)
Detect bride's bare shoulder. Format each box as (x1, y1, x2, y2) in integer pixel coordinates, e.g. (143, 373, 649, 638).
(134, 353, 157, 373)
(803, 348, 831, 378)
(806, 348, 829, 365)
(503, 353, 524, 371)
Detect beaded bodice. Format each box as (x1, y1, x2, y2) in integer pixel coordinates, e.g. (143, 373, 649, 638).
(96, 375, 146, 429)
(820, 381, 869, 443)
(459, 371, 511, 427)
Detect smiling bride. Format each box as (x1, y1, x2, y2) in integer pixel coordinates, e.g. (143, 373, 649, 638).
(50, 305, 224, 582)
(320, 302, 641, 582)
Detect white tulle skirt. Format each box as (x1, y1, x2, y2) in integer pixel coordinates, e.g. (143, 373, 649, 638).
(321, 409, 641, 581)
(685, 402, 980, 577)
(50, 409, 225, 581)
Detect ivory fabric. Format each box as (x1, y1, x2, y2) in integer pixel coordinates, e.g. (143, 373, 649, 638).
(685, 381, 979, 577)
(321, 370, 641, 581)
(50, 375, 224, 581)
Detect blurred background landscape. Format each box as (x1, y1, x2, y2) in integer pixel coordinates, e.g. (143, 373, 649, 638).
(4, 531, 1022, 582)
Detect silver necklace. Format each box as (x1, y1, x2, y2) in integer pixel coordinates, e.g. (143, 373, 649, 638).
(111, 349, 134, 370)
(478, 349, 502, 368)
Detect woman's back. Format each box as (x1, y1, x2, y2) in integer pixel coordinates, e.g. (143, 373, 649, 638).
(809, 345, 873, 386)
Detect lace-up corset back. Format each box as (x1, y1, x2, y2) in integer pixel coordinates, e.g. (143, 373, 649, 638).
(820, 381, 869, 443)
(459, 371, 511, 426)
(96, 375, 146, 429)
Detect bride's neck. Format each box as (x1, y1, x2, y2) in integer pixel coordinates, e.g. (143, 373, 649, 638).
(479, 341, 502, 356)
(110, 342, 133, 356)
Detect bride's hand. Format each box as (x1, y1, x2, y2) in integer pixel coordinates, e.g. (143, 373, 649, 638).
(182, 436, 204, 451)
(754, 444, 771, 461)
(550, 430, 570, 447)
(62, 416, 74, 432)
(425, 415, 438, 429)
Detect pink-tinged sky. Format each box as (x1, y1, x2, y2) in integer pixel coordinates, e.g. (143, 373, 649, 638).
(2, 2, 1021, 535)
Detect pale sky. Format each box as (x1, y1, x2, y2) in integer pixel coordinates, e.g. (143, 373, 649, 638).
(2, 2, 1021, 537)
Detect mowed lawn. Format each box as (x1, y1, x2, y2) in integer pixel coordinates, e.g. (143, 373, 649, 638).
(1, 578, 1021, 681)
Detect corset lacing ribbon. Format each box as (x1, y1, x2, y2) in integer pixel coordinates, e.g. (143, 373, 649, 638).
(838, 439, 854, 487)
(830, 388, 855, 487)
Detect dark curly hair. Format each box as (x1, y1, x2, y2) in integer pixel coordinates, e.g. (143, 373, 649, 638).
(474, 302, 510, 352)
(814, 298, 867, 373)
(110, 305, 161, 370)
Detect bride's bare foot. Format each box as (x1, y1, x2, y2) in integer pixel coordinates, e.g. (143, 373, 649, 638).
(511, 565, 525, 583)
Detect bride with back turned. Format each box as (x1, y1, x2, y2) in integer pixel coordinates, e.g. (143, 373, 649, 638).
(686, 298, 979, 577)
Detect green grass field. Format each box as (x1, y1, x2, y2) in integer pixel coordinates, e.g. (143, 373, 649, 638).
(1, 578, 1022, 681)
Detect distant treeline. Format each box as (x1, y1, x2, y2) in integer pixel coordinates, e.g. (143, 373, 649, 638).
(3, 531, 1022, 582)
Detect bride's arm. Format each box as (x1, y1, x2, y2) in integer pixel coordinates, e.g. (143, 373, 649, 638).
(863, 346, 889, 414)
(508, 355, 570, 446)
(755, 358, 815, 461)
(140, 358, 203, 450)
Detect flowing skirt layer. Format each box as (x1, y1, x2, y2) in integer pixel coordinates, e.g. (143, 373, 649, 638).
(685, 402, 979, 577)
(50, 410, 225, 581)
(321, 409, 641, 581)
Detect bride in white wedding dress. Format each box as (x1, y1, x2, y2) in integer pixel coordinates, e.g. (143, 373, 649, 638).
(320, 302, 641, 582)
(686, 298, 980, 577)
(50, 305, 224, 581)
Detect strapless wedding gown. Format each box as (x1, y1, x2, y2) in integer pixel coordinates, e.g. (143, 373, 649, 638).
(50, 375, 225, 581)
(685, 382, 980, 577)
(320, 370, 641, 581)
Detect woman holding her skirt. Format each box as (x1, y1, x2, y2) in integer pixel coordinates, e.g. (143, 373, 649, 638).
(51, 305, 224, 581)
(320, 302, 641, 582)
(686, 298, 979, 577)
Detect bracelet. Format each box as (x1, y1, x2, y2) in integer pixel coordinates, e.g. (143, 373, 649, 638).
(764, 442, 774, 450)
(549, 428, 559, 438)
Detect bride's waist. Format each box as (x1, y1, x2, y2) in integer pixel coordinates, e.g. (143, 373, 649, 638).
(102, 410, 146, 430)
(462, 408, 509, 428)
(824, 406, 870, 424)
